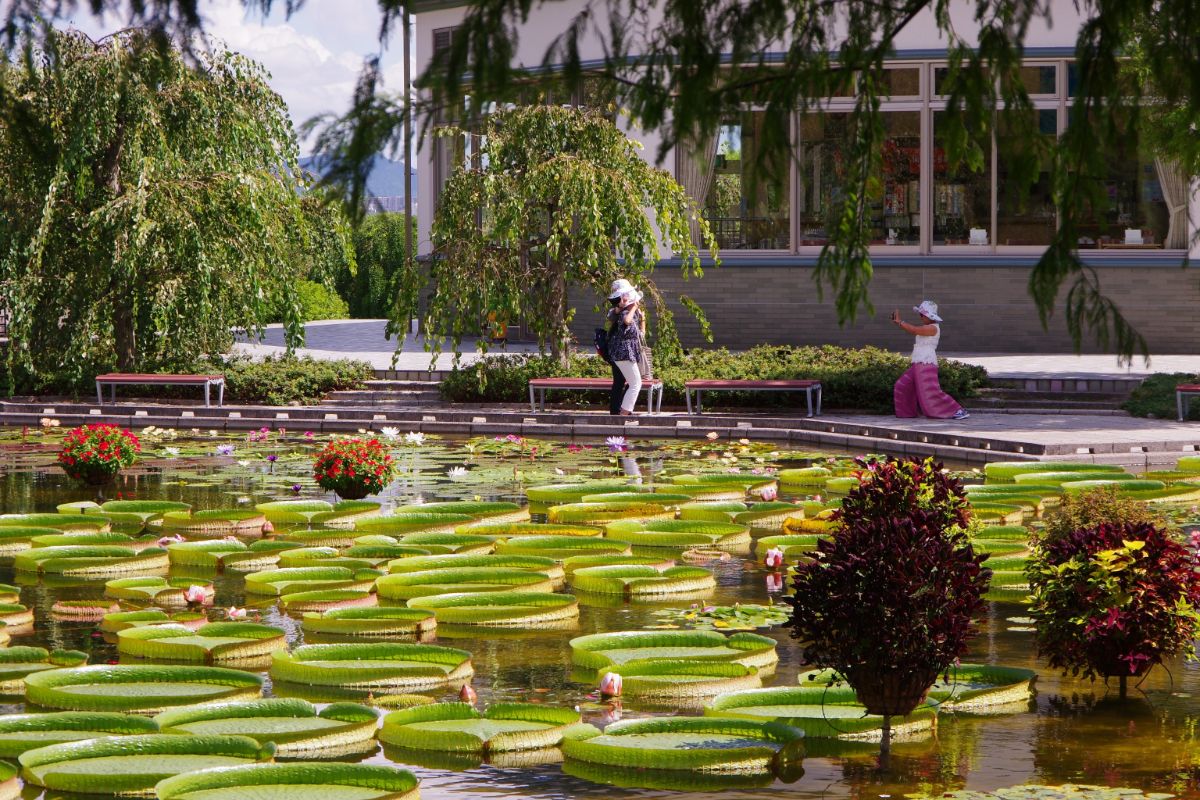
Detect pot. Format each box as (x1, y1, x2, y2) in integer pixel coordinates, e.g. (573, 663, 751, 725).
(336, 484, 373, 501)
(849, 667, 938, 717)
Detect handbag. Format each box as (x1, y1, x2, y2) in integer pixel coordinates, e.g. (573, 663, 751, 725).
(593, 328, 612, 364)
(636, 329, 653, 379)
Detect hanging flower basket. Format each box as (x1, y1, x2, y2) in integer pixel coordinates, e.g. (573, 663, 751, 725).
(848, 667, 939, 717)
(57, 425, 140, 486)
(312, 438, 396, 500)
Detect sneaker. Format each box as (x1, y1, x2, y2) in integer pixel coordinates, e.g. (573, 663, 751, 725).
(952, 409, 970, 420)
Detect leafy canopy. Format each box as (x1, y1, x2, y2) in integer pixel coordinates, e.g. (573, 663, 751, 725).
(0, 28, 350, 389)
(428, 104, 714, 365)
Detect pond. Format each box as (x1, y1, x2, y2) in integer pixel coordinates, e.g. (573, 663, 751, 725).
(0, 425, 1198, 800)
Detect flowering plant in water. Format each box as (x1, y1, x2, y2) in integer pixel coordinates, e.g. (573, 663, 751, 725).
(57, 424, 140, 484)
(1027, 517, 1200, 679)
(312, 438, 397, 499)
(605, 436, 628, 453)
(464, 434, 553, 459)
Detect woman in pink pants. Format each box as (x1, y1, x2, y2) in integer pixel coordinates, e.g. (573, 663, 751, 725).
(891, 300, 969, 420)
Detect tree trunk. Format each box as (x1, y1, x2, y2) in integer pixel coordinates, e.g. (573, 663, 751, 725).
(113, 297, 137, 371)
(878, 714, 892, 771)
(549, 260, 569, 369)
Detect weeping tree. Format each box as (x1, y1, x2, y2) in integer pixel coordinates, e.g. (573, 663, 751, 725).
(0, 28, 350, 391)
(427, 104, 715, 367)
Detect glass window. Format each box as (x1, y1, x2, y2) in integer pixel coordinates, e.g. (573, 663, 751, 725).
(798, 111, 920, 246)
(1017, 65, 1057, 95)
(933, 111, 991, 245)
(701, 111, 790, 250)
(881, 68, 921, 97)
(1073, 114, 1177, 249)
(996, 109, 1058, 246)
(934, 66, 990, 96)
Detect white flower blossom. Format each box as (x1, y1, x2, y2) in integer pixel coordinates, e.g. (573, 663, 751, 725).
(380, 427, 400, 440)
(404, 432, 426, 445)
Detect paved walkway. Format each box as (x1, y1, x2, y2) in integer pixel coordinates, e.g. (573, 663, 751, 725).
(234, 320, 537, 371)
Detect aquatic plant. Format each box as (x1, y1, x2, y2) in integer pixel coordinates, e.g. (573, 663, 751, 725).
(571, 564, 716, 597)
(155, 698, 378, 755)
(24, 664, 263, 713)
(13, 545, 169, 577)
(116, 622, 286, 664)
(570, 629, 778, 670)
(301, 606, 437, 637)
(0, 646, 88, 692)
(270, 642, 473, 690)
(376, 567, 556, 600)
(57, 423, 140, 485)
(0, 711, 158, 757)
(155, 762, 421, 800)
(706, 684, 937, 739)
(312, 438, 397, 499)
(379, 702, 581, 753)
(407, 591, 579, 626)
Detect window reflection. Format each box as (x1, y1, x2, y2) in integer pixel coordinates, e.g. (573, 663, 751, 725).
(933, 112, 990, 245)
(701, 112, 790, 250)
(997, 109, 1057, 246)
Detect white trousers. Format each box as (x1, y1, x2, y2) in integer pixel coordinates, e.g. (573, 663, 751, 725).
(614, 360, 642, 412)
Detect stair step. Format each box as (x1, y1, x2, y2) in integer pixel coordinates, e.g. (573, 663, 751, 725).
(972, 397, 1125, 410)
(978, 388, 1129, 402)
(363, 380, 442, 390)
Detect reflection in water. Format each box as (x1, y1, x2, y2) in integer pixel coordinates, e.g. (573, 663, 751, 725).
(0, 435, 1198, 799)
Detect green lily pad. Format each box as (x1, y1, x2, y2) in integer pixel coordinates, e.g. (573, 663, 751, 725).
(706, 684, 937, 738)
(376, 567, 556, 600)
(244, 567, 380, 596)
(605, 519, 751, 550)
(270, 643, 473, 690)
(117, 622, 286, 664)
(494, 535, 629, 560)
(104, 576, 213, 607)
(13, 545, 169, 577)
(571, 565, 716, 597)
(407, 591, 579, 626)
(24, 664, 263, 713)
(155, 698, 378, 755)
(379, 701, 580, 752)
(155, 762, 421, 800)
(570, 629, 779, 671)
(355, 513, 476, 535)
(0, 646, 88, 693)
(0, 711, 158, 757)
(301, 606, 437, 638)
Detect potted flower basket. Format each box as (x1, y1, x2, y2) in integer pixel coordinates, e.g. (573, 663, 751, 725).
(1027, 515, 1200, 698)
(788, 457, 991, 761)
(312, 438, 396, 501)
(57, 424, 141, 487)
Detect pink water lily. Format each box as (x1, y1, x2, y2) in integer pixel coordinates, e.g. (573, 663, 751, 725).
(226, 606, 247, 620)
(183, 585, 214, 605)
(157, 534, 184, 548)
(764, 547, 785, 570)
(599, 672, 623, 698)
(759, 485, 778, 501)
(766, 573, 784, 593)
(459, 684, 478, 704)
(261, 521, 275, 534)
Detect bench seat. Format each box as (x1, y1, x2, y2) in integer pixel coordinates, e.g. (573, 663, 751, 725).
(684, 379, 822, 416)
(1177, 383, 1200, 421)
(528, 377, 663, 413)
(96, 373, 226, 407)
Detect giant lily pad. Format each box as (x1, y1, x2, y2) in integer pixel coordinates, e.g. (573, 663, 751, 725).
(117, 622, 286, 664)
(282, 589, 379, 613)
(706, 685, 937, 739)
(13, 545, 168, 577)
(270, 643, 473, 690)
(18, 733, 272, 795)
(0, 602, 33, 630)
(255, 500, 382, 527)
(547, 502, 675, 525)
(678, 502, 749, 523)
(101, 609, 207, 633)
(301, 607, 437, 638)
(379, 702, 581, 753)
(925, 663, 1038, 712)
(376, 567, 556, 600)
(0, 584, 18, 603)
(244, 567, 379, 596)
(495, 535, 629, 560)
(562, 554, 674, 574)
(754, 534, 823, 559)
(395, 533, 495, 554)
(984, 462, 1127, 481)
(395, 501, 529, 524)
(778, 467, 833, 486)
(457, 521, 602, 538)
(0, 526, 60, 555)
(732, 503, 805, 531)
(355, 513, 476, 535)
(387, 553, 563, 583)
(571, 565, 716, 597)
(525, 482, 636, 508)
(0, 711, 158, 757)
(30, 531, 155, 549)
(407, 591, 579, 627)
(0, 513, 108, 532)
(158, 510, 267, 538)
(167, 540, 294, 571)
(561, 716, 802, 773)
(24, 664, 263, 713)
(1013, 471, 1135, 486)
(278, 547, 376, 571)
(155, 698, 378, 755)
(155, 762, 421, 800)
(0, 646, 88, 693)
(570, 630, 779, 671)
(104, 576, 214, 607)
(605, 519, 751, 550)
(602, 661, 763, 703)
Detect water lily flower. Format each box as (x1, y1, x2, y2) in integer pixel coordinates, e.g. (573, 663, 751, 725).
(447, 467, 468, 479)
(706, 432, 719, 441)
(304, 431, 314, 439)
(216, 444, 235, 456)
(404, 432, 425, 445)
(226, 606, 247, 620)
(266, 454, 278, 463)
(291, 484, 303, 493)
(237, 460, 249, 468)
(164, 446, 180, 457)
(605, 435, 628, 452)
(157, 535, 184, 547)
(599, 672, 623, 698)
(554, 468, 565, 475)
(738, 438, 751, 445)
(766, 573, 784, 593)
(764, 547, 785, 569)
(458, 684, 478, 704)
(237, 496, 251, 504)
(209, 430, 219, 437)
(183, 585, 214, 605)
(380, 427, 400, 440)
(759, 485, 778, 502)
(262, 521, 275, 534)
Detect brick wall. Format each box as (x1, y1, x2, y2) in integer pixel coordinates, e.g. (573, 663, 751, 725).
(568, 261, 1200, 354)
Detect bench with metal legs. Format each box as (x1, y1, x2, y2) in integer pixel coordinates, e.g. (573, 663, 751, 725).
(95, 373, 226, 408)
(684, 380, 822, 417)
(527, 378, 663, 414)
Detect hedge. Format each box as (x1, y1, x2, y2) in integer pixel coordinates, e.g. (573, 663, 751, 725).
(1122, 372, 1200, 420)
(440, 345, 988, 412)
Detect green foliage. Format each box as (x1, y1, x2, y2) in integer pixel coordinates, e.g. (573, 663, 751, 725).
(155, 762, 421, 800)
(205, 355, 372, 406)
(270, 643, 473, 689)
(569, 629, 778, 670)
(442, 346, 987, 412)
(301, 607, 437, 637)
(339, 212, 418, 319)
(0, 712, 159, 758)
(428, 105, 715, 366)
(23, 664, 263, 712)
(380, 702, 580, 753)
(154, 698, 378, 753)
(1122, 373, 1200, 420)
(407, 591, 579, 626)
(285, 279, 351, 323)
(705, 685, 936, 738)
(1041, 486, 1161, 541)
(0, 29, 350, 391)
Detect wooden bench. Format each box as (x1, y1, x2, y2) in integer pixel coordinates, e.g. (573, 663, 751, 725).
(96, 373, 226, 407)
(685, 379, 823, 417)
(1177, 383, 1200, 421)
(528, 377, 663, 414)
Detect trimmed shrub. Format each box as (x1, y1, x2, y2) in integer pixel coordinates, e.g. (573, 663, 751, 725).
(441, 345, 988, 412)
(207, 355, 372, 406)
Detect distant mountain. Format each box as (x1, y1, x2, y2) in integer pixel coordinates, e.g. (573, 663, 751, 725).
(297, 154, 415, 200)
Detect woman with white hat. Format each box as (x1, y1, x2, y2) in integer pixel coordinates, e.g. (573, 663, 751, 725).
(890, 300, 969, 420)
(605, 278, 647, 415)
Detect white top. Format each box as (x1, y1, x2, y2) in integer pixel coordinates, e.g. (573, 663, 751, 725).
(911, 324, 940, 365)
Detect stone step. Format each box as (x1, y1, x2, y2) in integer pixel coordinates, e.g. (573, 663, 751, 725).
(971, 397, 1127, 411)
(988, 376, 1143, 395)
(977, 387, 1128, 403)
(362, 380, 443, 390)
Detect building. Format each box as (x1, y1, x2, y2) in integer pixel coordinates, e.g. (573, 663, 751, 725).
(412, 1, 1200, 354)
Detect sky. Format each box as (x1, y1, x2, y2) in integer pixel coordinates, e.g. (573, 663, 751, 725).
(50, 0, 411, 155)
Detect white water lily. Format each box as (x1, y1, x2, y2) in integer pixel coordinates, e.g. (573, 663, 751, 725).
(237, 460, 249, 467)
(163, 446, 180, 457)
(447, 466, 468, 479)
(554, 468, 565, 475)
(380, 427, 400, 440)
(404, 432, 426, 445)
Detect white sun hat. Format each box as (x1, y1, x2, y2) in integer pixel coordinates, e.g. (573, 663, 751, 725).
(608, 278, 642, 302)
(913, 300, 942, 322)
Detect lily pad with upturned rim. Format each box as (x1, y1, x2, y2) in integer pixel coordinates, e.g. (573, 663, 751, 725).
(23, 664, 263, 713)
(13, 545, 169, 577)
(0, 711, 159, 757)
(244, 567, 379, 597)
(0, 527, 60, 555)
(0, 646, 89, 693)
(301, 607, 437, 638)
(394, 501, 529, 524)
(386, 553, 563, 583)
(569, 629, 779, 671)
(157, 510, 268, 538)
(100, 609, 208, 633)
(394, 533, 495, 554)
(604, 520, 751, 550)
(116, 622, 286, 664)
(376, 567, 555, 600)
(167, 540, 295, 572)
(494, 535, 630, 560)
(155, 698, 378, 755)
(571, 565, 716, 597)
(154, 762, 421, 800)
(269, 642, 473, 690)
(602, 660, 763, 703)
(705, 684, 937, 739)
(281, 590, 378, 613)
(17, 733, 273, 795)
(379, 701, 581, 753)
(547, 502, 675, 526)
(104, 576, 214, 607)
(407, 591, 579, 627)
(355, 513, 476, 536)
(561, 715, 803, 774)
(0, 513, 108, 532)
